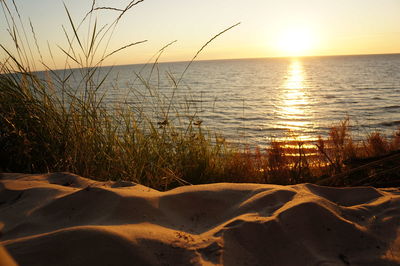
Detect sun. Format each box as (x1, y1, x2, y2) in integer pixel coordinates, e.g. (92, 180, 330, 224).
(276, 28, 315, 56)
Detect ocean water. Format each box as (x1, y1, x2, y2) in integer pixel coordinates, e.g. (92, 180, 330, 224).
(50, 54, 400, 147)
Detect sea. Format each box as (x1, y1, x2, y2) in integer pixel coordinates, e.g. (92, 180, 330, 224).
(48, 53, 400, 148)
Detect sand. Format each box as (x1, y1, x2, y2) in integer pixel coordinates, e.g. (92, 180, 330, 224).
(0, 172, 399, 266)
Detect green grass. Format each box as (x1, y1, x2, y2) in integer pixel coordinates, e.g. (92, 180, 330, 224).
(1, 0, 399, 190)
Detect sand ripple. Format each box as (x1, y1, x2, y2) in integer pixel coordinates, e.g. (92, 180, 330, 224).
(1, 172, 399, 265)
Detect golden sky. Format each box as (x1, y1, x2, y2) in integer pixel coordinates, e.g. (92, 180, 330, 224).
(1, 0, 399, 69)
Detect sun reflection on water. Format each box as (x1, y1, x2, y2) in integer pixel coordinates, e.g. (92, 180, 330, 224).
(278, 60, 314, 142)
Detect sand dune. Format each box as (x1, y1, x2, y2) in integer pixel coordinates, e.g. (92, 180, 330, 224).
(1, 172, 399, 266)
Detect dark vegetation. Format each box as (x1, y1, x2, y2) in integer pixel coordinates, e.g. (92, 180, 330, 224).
(1, 0, 399, 190)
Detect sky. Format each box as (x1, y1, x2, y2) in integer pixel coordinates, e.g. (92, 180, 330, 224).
(1, 0, 400, 69)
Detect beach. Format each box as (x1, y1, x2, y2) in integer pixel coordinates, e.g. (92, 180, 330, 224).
(1, 172, 399, 265)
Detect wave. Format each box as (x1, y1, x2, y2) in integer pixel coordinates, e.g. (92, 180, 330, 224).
(378, 120, 400, 127)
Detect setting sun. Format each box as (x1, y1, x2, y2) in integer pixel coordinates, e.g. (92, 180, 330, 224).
(276, 28, 315, 56)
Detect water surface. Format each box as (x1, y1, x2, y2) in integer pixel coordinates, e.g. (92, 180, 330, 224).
(48, 54, 400, 147)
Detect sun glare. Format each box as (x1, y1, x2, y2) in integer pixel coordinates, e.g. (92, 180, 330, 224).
(275, 60, 314, 141)
(276, 28, 314, 56)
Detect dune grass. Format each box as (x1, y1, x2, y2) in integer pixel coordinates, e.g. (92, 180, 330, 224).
(0, 0, 239, 190)
(1, 0, 400, 190)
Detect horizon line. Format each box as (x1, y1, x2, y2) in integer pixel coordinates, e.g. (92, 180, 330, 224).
(110, 51, 400, 68)
(24, 52, 400, 73)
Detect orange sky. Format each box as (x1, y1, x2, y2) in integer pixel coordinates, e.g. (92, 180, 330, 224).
(1, 0, 399, 69)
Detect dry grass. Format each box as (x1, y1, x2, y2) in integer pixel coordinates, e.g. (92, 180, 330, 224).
(0, 0, 238, 190)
